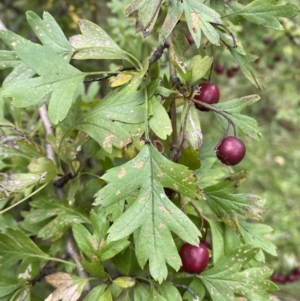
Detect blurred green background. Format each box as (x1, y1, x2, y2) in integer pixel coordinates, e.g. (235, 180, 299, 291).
(1, 0, 299, 299)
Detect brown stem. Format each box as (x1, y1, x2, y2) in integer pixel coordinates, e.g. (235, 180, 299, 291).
(214, 23, 237, 48)
(189, 201, 205, 233)
(39, 104, 56, 164)
(173, 283, 199, 301)
(208, 44, 214, 82)
(38, 105, 91, 292)
(192, 99, 237, 138)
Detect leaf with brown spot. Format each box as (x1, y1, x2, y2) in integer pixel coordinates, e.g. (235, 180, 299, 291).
(204, 180, 265, 233)
(125, 0, 163, 37)
(183, 0, 222, 47)
(75, 85, 145, 153)
(95, 144, 201, 283)
(199, 245, 278, 301)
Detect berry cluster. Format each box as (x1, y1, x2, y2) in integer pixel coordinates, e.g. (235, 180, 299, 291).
(271, 267, 300, 284)
(214, 63, 240, 78)
(193, 82, 246, 166)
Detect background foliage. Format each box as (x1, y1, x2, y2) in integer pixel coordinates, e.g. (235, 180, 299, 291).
(0, 0, 300, 300)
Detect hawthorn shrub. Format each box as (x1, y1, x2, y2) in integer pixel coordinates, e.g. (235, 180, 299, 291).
(0, 1, 299, 300)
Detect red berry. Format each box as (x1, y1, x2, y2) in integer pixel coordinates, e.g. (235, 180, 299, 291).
(287, 273, 299, 282)
(271, 274, 281, 282)
(179, 242, 209, 274)
(277, 275, 287, 284)
(292, 266, 300, 275)
(186, 34, 194, 45)
(274, 54, 282, 62)
(263, 37, 272, 44)
(194, 83, 220, 111)
(216, 136, 246, 166)
(226, 68, 236, 78)
(214, 64, 224, 74)
(164, 188, 176, 197)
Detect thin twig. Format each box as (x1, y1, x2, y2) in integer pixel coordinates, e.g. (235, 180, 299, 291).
(39, 104, 56, 164)
(38, 105, 92, 292)
(149, 42, 169, 65)
(208, 44, 214, 82)
(214, 23, 237, 48)
(173, 283, 199, 301)
(192, 99, 237, 139)
(189, 201, 205, 233)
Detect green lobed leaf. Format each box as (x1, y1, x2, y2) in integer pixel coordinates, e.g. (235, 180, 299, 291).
(238, 216, 277, 260)
(1, 41, 85, 124)
(0, 228, 50, 270)
(95, 144, 201, 282)
(204, 180, 265, 232)
(147, 288, 167, 301)
(0, 173, 41, 201)
(23, 200, 90, 241)
(169, 32, 189, 81)
(75, 86, 145, 152)
(70, 19, 134, 65)
(133, 283, 150, 300)
(231, 0, 300, 30)
(0, 277, 21, 298)
(2, 62, 35, 88)
(83, 284, 107, 301)
(181, 103, 203, 150)
(26, 11, 73, 60)
(28, 157, 57, 183)
(149, 96, 172, 140)
(159, 282, 182, 301)
(188, 55, 213, 84)
(0, 30, 27, 50)
(178, 147, 200, 170)
(72, 224, 94, 259)
(229, 46, 264, 89)
(206, 219, 225, 264)
(183, 0, 222, 47)
(80, 256, 106, 279)
(0, 51, 20, 70)
(200, 245, 277, 301)
(125, 0, 163, 38)
(159, 0, 184, 43)
(214, 95, 262, 141)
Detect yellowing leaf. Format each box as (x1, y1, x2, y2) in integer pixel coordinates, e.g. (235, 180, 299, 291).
(113, 276, 135, 288)
(109, 72, 134, 87)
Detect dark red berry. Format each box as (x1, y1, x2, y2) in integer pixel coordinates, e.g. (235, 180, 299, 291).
(277, 275, 287, 284)
(226, 68, 236, 78)
(164, 188, 176, 198)
(186, 34, 194, 45)
(274, 54, 282, 62)
(292, 266, 300, 275)
(214, 64, 224, 74)
(271, 274, 281, 282)
(287, 273, 299, 282)
(216, 136, 246, 166)
(263, 37, 272, 44)
(194, 83, 220, 111)
(179, 242, 209, 274)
